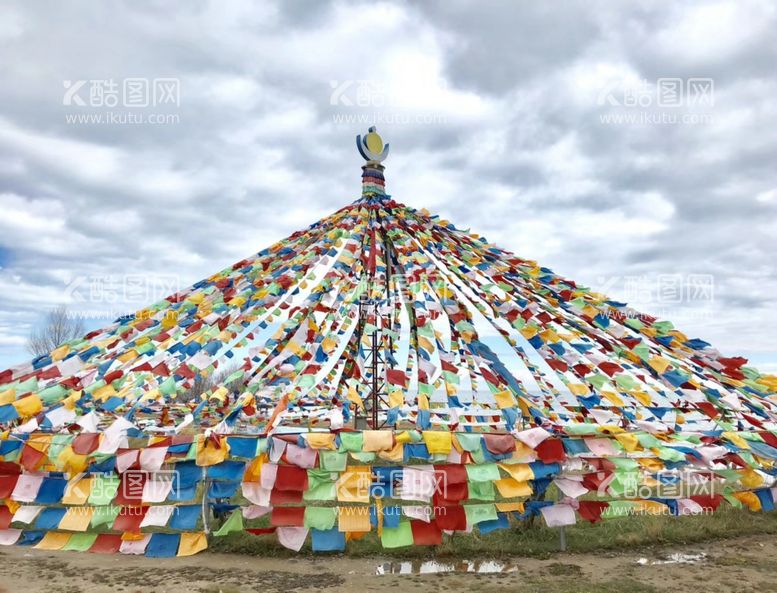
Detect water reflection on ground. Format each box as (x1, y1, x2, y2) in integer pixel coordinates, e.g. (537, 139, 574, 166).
(376, 551, 708, 575)
(376, 560, 520, 575)
(636, 552, 707, 565)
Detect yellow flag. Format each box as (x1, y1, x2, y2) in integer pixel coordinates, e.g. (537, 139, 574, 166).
(494, 478, 532, 498)
(498, 463, 533, 481)
(422, 431, 452, 454)
(12, 394, 42, 418)
(178, 532, 208, 556)
(62, 476, 93, 505)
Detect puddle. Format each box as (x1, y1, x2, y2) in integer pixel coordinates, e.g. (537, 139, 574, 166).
(637, 552, 707, 566)
(376, 560, 520, 575)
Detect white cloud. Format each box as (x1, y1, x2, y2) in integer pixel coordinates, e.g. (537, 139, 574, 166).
(0, 0, 774, 374)
(654, 1, 775, 63)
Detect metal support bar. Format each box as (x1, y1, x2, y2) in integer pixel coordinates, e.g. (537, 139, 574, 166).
(200, 467, 211, 535)
(371, 326, 379, 428)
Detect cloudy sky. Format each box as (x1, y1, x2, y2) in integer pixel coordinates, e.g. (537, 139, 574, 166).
(0, 0, 775, 373)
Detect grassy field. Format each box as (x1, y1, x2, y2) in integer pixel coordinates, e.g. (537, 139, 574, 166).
(209, 506, 777, 558)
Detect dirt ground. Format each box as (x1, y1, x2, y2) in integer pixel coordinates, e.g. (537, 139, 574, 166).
(1, 534, 777, 593)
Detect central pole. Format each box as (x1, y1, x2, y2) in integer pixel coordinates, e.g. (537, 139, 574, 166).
(355, 126, 392, 430)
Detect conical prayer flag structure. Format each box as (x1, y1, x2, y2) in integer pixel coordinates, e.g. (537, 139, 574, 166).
(1, 128, 776, 555)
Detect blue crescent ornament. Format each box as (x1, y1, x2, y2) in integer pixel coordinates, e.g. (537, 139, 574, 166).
(356, 126, 389, 162)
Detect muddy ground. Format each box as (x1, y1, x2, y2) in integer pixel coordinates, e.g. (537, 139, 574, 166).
(1, 534, 777, 593)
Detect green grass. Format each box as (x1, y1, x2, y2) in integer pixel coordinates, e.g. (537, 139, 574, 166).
(208, 507, 777, 558)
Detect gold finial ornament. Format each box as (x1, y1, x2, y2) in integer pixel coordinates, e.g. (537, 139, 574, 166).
(356, 126, 389, 163)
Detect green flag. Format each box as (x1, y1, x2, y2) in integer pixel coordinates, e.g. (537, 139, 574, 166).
(62, 533, 98, 552)
(214, 509, 244, 536)
(381, 520, 414, 548)
(304, 507, 337, 530)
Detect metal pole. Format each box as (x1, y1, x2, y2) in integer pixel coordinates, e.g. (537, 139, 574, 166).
(558, 526, 567, 552)
(355, 299, 366, 430)
(371, 319, 378, 428)
(200, 466, 211, 535)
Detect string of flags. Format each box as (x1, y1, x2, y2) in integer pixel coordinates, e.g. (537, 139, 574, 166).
(1, 127, 776, 554)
